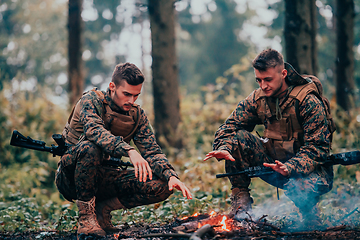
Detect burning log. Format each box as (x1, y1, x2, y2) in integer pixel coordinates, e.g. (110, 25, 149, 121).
(175, 213, 235, 233)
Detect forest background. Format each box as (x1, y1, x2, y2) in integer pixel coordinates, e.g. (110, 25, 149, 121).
(1, 0, 360, 234)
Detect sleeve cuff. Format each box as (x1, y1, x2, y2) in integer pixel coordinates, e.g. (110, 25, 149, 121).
(216, 145, 232, 153)
(114, 142, 135, 157)
(284, 162, 295, 176)
(162, 169, 179, 182)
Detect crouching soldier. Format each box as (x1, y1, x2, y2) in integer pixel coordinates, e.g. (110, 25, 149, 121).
(55, 63, 192, 238)
(204, 49, 334, 228)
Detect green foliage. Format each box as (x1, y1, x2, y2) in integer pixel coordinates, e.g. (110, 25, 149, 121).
(0, 84, 67, 166)
(1, 78, 360, 233)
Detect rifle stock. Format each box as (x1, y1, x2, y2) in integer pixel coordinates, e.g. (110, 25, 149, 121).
(10, 130, 133, 168)
(216, 150, 360, 179)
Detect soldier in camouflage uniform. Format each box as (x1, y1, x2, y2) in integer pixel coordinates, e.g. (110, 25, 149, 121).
(55, 63, 192, 238)
(204, 49, 333, 227)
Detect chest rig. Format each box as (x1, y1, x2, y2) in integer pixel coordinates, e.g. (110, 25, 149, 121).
(254, 79, 322, 161)
(62, 89, 140, 145)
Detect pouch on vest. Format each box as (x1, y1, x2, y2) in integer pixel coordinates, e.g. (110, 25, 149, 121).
(104, 104, 140, 143)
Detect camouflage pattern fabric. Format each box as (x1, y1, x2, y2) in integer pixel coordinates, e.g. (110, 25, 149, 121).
(56, 140, 172, 207)
(214, 84, 333, 207)
(77, 89, 178, 182)
(224, 130, 333, 209)
(55, 89, 177, 207)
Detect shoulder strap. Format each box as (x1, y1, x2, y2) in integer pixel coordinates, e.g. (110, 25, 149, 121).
(67, 88, 104, 124)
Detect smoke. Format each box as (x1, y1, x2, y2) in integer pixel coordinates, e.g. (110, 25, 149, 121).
(233, 176, 360, 232)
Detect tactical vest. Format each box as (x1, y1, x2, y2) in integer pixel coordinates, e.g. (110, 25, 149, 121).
(254, 76, 335, 161)
(62, 89, 140, 145)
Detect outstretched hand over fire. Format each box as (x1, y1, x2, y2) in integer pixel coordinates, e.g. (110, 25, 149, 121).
(168, 176, 192, 199)
(203, 150, 235, 161)
(263, 160, 289, 176)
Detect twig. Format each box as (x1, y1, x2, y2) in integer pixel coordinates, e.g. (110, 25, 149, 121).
(339, 207, 359, 222)
(251, 235, 276, 240)
(324, 225, 347, 231)
(256, 215, 268, 223)
(140, 224, 214, 239)
(140, 233, 191, 238)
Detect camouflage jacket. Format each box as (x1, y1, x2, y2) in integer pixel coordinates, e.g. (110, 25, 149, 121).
(213, 89, 331, 177)
(74, 89, 178, 182)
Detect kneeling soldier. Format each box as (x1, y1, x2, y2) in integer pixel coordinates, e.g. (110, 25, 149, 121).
(56, 63, 192, 238)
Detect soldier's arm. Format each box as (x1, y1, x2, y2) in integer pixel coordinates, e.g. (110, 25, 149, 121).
(213, 91, 260, 154)
(133, 109, 179, 182)
(284, 94, 330, 176)
(80, 92, 135, 157)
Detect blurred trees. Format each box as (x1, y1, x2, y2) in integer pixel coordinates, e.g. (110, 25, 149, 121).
(0, 0, 359, 111)
(0, 0, 67, 93)
(148, 0, 182, 148)
(176, 0, 250, 92)
(68, 0, 84, 105)
(335, 0, 356, 111)
(284, 0, 317, 75)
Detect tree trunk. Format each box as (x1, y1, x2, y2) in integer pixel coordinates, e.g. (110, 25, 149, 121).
(335, 0, 355, 111)
(148, 0, 182, 148)
(284, 0, 317, 75)
(68, 0, 84, 106)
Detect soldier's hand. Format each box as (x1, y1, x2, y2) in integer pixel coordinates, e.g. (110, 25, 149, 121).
(128, 149, 153, 182)
(168, 176, 192, 199)
(203, 150, 235, 161)
(263, 160, 289, 176)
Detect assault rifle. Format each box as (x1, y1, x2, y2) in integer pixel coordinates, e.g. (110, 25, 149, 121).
(10, 130, 134, 169)
(216, 150, 360, 179)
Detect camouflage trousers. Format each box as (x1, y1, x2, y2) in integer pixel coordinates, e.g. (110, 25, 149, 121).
(55, 140, 172, 209)
(226, 130, 333, 210)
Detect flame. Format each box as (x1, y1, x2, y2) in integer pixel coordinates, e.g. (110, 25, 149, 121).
(114, 233, 120, 238)
(182, 211, 234, 232)
(220, 216, 230, 232)
(209, 211, 216, 217)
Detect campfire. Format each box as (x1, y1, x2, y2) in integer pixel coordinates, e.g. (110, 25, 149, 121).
(112, 210, 360, 239)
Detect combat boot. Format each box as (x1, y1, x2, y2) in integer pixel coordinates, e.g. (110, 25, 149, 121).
(96, 197, 125, 232)
(228, 188, 253, 218)
(76, 197, 106, 238)
(299, 205, 323, 230)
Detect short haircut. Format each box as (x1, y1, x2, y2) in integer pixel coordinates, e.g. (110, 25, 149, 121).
(111, 63, 145, 86)
(252, 49, 284, 71)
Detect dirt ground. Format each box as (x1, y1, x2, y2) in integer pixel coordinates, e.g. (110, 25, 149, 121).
(1, 218, 360, 240)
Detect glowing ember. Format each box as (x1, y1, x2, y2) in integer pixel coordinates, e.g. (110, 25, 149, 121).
(181, 212, 201, 220)
(114, 233, 120, 238)
(209, 210, 216, 217)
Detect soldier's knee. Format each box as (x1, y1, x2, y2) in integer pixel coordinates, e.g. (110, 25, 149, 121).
(77, 141, 102, 162)
(152, 180, 173, 202)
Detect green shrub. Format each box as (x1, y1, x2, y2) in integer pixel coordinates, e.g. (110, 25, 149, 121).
(1, 83, 360, 232)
